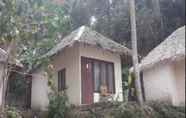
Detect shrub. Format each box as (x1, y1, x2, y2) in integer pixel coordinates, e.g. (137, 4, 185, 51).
(0, 106, 22, 118)
(111, 102, 155, 118)
(48, 92, 70, 118)
(111, 102, 185, 118)
(6, 107, 20, 118)
(148, 102, 185, 118)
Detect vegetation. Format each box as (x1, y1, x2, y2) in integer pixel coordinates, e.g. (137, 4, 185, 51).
(48, 92, 70, 118)
(68, 102, 185, 118)
(0, 102, 185, 118)
(112, 102, 185, 118)
(61, 0, 185, 56)
(0, 106, 22, 118)
(0, 0, 185, 117)
(47, 64, 70, 118)
(0, 0, 70, 108)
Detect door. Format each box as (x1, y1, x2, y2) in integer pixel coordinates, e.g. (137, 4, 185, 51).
(81, 57, 93, 104)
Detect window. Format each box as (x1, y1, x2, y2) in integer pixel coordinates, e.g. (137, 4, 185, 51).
(58, 68, 66, 91)
(100, 62, 107, 85)
(92, 59, 115, 93)
(107, 64, 114, 93)
(93, 61, 101, 92)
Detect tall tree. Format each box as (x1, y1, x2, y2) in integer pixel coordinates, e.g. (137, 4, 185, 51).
(129, 0, 143, 105)
(0, 0, 70, 109)
(61, 0, 185, 56)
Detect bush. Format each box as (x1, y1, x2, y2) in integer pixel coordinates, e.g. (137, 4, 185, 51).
(0, 106, 22, 118)
(112, 102, 185, 118)
(148, 102, 185, 118)
(111, 102, 156, 118)
(48, 92, 70, 118)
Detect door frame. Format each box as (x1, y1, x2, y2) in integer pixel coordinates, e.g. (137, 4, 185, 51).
(81, 57, 94, 105)
(81, 56, 116, 104)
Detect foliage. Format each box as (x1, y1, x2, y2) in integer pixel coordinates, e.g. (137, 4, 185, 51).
(122, 66, 130, 101)
(112, 102, 185, 118)
(0, 0, 71, 71)
(48, 92, 70, 118)
(6, 107, 22, 118)
(0, 0, 70, 110)
(47, 64, 70, 118)
(112, 102, 157, 118)
(8, 74, 26, 97)
(1, 102, 185, 118)
(148, 102, 186, 118)
(1, 0, 184, 75)
(16, 0, 71, 71)
(0, 106, 22, 118)
(62, 0, 185, 56)
(61, 102, 185, 118)
(0, 0, 18, 43)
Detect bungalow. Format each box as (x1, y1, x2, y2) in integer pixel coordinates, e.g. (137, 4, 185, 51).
(31, 26, 132, 110)
(0, 48, 23, 107)
(134, 26, 185, 106)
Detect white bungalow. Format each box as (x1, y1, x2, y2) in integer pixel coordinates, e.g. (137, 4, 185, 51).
(137, 26, 185, 106)
(31, 26, 132, 110)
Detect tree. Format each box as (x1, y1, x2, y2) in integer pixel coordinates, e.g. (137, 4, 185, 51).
(129, 0, 143, 105)
(61, 0, 185, 56)
(0, 0, 70, 109)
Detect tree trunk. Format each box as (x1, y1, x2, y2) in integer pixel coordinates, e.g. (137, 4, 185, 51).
(152, 0, 165, 39)
(106, 0, 112, 37)
(129, 0, 143, 105)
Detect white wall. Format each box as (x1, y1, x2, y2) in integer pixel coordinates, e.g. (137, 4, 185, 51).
(51, 44, 81, 105)
(31, 71, 49, 111)
(143, 63, 176, 103)
(79, 44, 123, 103)
(173, 59, 185, 106)
(143, 60, 185, 106)
(31, 43, 81, 110)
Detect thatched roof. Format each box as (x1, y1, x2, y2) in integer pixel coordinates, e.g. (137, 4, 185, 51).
(45, 26, 132, 57)
(139, 26, 185, 71)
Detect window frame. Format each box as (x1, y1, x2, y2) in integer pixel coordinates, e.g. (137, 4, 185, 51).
(58, 68, 66, 91)
(82, 57, 116, 94)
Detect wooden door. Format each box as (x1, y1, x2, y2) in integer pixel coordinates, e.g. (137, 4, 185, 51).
(81, 57, 93, 104)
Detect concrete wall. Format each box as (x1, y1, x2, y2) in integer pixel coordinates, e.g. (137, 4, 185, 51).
(143, 59, 185, 106)
(31, 43, 123, 110)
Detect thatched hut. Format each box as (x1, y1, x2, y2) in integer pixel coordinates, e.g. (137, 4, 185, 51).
(136, 26, 185, 106)
(31, 26, 132, 110)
